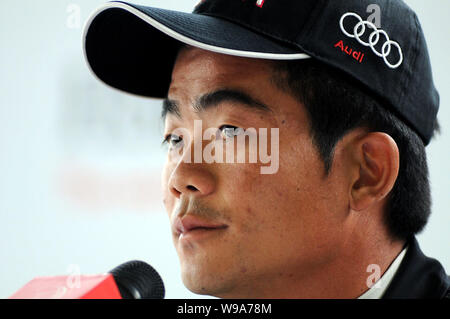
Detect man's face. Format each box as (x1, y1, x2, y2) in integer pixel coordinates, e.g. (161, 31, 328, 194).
(161, 47, 349, 298)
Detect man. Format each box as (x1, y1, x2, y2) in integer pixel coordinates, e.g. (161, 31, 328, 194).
(83, 0, 449, 298)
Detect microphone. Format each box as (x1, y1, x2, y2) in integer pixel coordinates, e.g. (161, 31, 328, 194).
(109, 260, 165, 299)
(9, 260, 165, 299)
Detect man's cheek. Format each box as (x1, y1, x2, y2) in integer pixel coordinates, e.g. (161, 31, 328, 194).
(161, 166, 174, 211)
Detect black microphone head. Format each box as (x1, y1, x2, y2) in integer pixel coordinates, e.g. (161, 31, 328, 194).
(110, 260, 165, 299)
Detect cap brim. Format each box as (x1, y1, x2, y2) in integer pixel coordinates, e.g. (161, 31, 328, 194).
(83, 1, 310, 98)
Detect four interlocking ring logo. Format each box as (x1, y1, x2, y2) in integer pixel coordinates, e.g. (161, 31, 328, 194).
(339, 12, 403, 69)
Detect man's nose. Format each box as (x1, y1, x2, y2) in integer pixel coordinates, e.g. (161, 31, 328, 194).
(167, 143, 216, 199)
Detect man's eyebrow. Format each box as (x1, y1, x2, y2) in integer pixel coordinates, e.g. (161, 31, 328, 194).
(161, 88, 272, 119)
(195, 88, 272, 114)
(161, 99, 181, 119)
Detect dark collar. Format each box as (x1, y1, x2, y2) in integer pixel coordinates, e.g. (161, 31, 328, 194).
(382, 237, 450, 298)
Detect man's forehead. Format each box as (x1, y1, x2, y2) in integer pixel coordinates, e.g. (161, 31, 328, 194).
(176, 45, 270, 65)
(168, 47, 275, 101)
(172, 46, 274, 80)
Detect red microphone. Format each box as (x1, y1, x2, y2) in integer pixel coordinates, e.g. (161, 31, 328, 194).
(9, 260, 165, 299)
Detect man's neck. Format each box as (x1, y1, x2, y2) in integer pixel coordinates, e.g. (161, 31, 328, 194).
(280, 237, 406, 298)
(260, 220, 406, 298)
(358, 245, 408, 299)
(218, 236, 406, 299)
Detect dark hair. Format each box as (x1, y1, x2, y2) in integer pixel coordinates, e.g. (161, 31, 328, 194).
(271, 59, 440, 241)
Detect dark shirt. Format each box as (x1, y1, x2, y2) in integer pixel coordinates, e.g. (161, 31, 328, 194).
(382, 237, 450, 299)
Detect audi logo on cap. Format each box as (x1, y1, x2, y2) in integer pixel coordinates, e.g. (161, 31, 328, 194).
(339, 12, 403, 69)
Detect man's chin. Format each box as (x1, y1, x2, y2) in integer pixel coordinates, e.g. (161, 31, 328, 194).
(180, 267, 235, 297)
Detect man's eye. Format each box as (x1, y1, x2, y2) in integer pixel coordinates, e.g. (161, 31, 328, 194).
(163, 134, 183, 148)
(219, 125, 244, 139)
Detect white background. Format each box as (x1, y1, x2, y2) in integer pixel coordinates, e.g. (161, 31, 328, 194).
(0, 0, 448, 299)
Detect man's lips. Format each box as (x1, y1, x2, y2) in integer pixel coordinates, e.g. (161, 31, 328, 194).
(173, 215, 228, 237)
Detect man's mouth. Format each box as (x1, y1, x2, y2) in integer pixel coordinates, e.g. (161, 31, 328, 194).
(173, 215, 228, 241)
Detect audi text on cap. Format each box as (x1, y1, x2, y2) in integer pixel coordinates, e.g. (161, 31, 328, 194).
(83, 0, 439, 145)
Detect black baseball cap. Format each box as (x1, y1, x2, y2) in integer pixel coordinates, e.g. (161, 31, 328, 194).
(83, 0, 439, 145)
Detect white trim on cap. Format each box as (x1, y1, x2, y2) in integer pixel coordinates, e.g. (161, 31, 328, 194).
(82, 1, 311, 62)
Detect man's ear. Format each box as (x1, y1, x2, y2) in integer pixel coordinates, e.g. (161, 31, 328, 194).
(348, 132, 400, 212)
